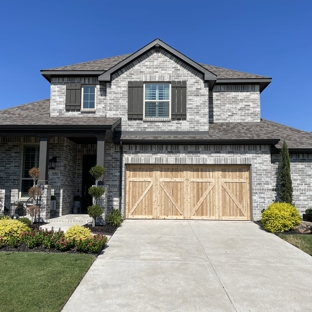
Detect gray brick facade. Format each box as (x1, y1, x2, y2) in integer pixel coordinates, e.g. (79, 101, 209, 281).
(212, 85, 260, 122)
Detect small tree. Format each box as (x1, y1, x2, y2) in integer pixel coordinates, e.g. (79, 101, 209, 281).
(27, 168, 41, 222)
(278, 141, 293, 204)
(87, 165, 106, 226)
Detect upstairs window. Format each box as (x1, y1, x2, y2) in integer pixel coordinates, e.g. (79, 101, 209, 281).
(82, 85, 96, 110)
(128, 81, 186, 121)
(144, 83, 170, 120)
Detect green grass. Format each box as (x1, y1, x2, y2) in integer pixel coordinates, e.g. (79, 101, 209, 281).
(277, 234, 312, 256)
(0, 252, 95, 312)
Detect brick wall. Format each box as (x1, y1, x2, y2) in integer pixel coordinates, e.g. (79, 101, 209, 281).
(272, 153, 312, 213)
(212, 85, 260, 122)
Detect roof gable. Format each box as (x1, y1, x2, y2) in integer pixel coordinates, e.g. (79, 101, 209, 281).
(98, 39, 217, 88)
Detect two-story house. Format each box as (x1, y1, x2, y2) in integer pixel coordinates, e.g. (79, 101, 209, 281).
(0, 38, 311, 221)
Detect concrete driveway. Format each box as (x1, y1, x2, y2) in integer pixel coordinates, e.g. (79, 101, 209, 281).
(62, 221, 312, 312)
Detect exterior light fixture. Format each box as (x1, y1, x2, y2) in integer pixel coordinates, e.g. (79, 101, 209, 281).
(49, 157, 57, 169)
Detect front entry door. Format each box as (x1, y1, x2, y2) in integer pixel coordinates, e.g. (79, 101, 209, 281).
(81, 155, 96, 213)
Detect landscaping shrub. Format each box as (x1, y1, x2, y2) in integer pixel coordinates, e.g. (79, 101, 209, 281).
(55, 238, 74, 251)
(88, 186, 105, 199)
(86, 234, 107, 253)
(0, 215, 10, 220)
(0, 219, 29, 243)
(89, 165, 106, 181)
(18, 217, 31, 227)
(106, 209, 123, 227)
(20, 230, 43, 248)
(88, 205, 103, 226)
(261, 202, 301, 233)
(65, 225, 92, 241)
(305, 209, 312, 215)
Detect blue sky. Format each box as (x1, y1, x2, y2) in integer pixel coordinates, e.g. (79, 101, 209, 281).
(0, 0, 311, 131)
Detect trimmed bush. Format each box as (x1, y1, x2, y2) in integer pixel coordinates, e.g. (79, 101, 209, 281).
(88, 205, 103, 226)
(106, 209, 123, 227)
(88, 186, 105, 199)
(65, 225, 92, 241)
(18, 217, 31, 227)
(89, 165, 106, 180)
(261, 202, 301, 233)
(305, 209, 312, 215)
(0, 219, 29, 242)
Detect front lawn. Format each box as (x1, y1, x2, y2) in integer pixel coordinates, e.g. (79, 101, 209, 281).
(0, 252, 95, 312)
(277, 234, 312, 256)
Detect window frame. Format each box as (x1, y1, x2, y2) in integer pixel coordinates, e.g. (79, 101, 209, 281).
(143, 83, 171, 121)
(81, 85, 96, 112)
(20, 145, 39, 198)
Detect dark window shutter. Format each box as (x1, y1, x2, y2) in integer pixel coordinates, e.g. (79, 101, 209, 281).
(128, 81, 143, 120)
(66, 83, 81, 111)
(171, 81, 186, 120)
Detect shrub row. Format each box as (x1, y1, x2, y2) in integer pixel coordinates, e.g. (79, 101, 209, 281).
(0, 220, 107, 253)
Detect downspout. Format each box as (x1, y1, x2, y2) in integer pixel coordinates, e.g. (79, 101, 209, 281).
(119, 141, 123, 212)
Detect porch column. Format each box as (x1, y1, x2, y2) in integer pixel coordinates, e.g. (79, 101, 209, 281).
(96, 135, 105, 168)
(38, 137, 50, 185)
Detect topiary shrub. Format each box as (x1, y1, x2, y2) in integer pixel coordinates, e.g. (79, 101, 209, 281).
(0, 219, 30, 243)
(89, 165, 106, 181)
(65, 225, 92, 241)
(88, 205, 103, 226)
(106, 209, 123, 227)
(88, 186, 105, 199)
(18, 217, 31, 227)
(261, 202, 301, 233)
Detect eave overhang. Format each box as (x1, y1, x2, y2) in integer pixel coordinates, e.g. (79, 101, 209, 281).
(114, 137, 280, 145)
(98, 38, 217, 89)
(40, 70, 104, 82)
(271, 147, 312, 154)
(0, 120, 121, 137)
(216, 78, 272, 92)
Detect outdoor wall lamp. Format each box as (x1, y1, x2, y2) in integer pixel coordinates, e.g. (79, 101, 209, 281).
(49, 157, 57, 169)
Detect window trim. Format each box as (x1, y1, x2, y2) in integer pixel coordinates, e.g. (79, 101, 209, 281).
(143, 83, 171, 121)
(81, 85, 96, 112)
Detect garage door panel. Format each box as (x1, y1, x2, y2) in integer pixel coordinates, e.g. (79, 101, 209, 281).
(221, 182, 249, 219)
(190, 181, 216, 219)
(127, 181, 154, 218)
(159, 181, 185, 218)
(126, 165, 250, 220)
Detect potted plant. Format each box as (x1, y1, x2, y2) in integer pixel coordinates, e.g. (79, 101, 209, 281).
(303, 209, 312, 222)
(87, 165, 105, 225)
(50, 195, 56, 211)
(73, 195, 82, 214)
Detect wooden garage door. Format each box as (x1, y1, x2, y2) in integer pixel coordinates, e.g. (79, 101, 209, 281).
(126, 165, 250, 220)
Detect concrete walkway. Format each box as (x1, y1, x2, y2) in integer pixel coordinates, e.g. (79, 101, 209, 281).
(62, 220, 312, 312)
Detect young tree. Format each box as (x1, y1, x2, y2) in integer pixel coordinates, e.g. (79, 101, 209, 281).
(278, 141, 293, 204)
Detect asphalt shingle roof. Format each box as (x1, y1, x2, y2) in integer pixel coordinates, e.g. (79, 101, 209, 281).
(118, 120, 312, 149)
(0, 99, 120, 126)
(1, 100, 311, 149)
(45, 54, 268, 80)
